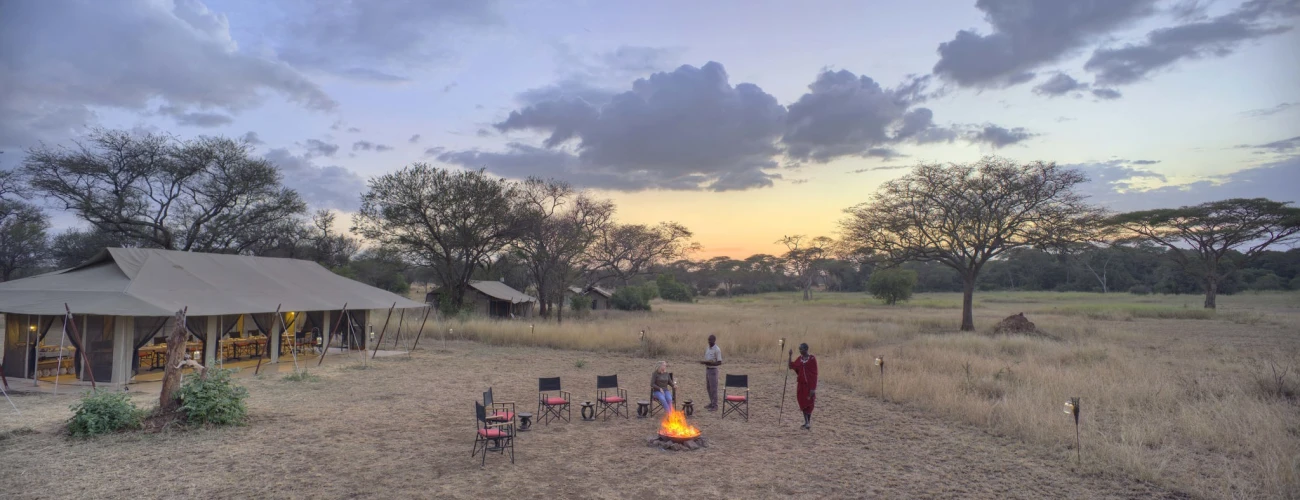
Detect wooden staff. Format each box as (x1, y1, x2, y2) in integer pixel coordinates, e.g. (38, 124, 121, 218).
(778, 349, 792, 425)
(254, 305, 282, 376)
(63, 304, 96, 390)
(317, 303, 348, 367)
(371, 303, 396, 359)
(408, 306, 431, 355)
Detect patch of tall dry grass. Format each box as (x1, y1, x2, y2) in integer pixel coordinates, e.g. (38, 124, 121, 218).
(368, 291, 1300, 498)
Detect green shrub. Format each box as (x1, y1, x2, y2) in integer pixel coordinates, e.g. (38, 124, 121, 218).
(655, 274, 694, 302)
(175, 368, 249, 426)
(67, 390, 144, 437)
(868, 268, 917, 305)
(611, 285, 653, 311)
(568, 294, 591, 317)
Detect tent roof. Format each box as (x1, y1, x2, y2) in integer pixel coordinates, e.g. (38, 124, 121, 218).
(468, 280, 536, 303)
(568, 285, 613, 298)
(0, 248, 426, 316)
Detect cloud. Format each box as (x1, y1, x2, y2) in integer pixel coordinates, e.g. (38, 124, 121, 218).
(1244, 102, 1298, 117)
(965, 125, 1035, 148)
(789, 178, 810, 185)
(1130, 159, 1160, 165)
(156, 104, 233, 127)
(1237, 135, 1300, 153)
(850, 165, 912, 174)
(512, 45, 685, 108)
(1091, 88, 1123, 100)
(1086, 155, 1300, 211)
(263, 148, 366, 211)
(1085, 0, 1299, 86)
(491, 62, 786, 191)
(240, 131, 264, 145)
(408, 134, 421, 143)
(1033, 73, 1090, 97)
(423, 147, 445, 158)
(304, 139, 339, 157)
(932, 0, 1160, 88)
(270, 0, 501, 82)
(0, 0, 335, 150)
(781, 70, 947, 163)
(347, 127, 361, 133)
(352, 140, 393, 152)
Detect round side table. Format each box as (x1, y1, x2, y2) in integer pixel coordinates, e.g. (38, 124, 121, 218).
(517, 412, 533, 431)
(580, 402, 596, 421)
(636, 400, 651, 418)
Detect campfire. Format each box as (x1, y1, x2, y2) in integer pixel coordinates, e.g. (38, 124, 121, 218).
(647, 409, 707, 451)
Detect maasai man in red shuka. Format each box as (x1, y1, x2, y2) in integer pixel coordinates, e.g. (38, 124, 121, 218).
(789, 342, 818, 430)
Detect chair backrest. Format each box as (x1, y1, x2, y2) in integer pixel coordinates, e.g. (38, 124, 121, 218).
(475, 401, 487, 424)
(484, 387, 494, 407)
(539, 377, 561, 392)
(725, 374, 748, 388)
(596, 375, 618, 389)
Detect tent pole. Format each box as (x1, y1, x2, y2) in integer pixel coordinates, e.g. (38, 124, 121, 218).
(24, 316, 33, 385)
(317, 303, 347, 367)
(0, 361, 10, 392)
(408, 306, 431, 356)
(391, 308, 407, 351)
(63, 305, 96, 391)
(371, 303, 396, 360)
(254, 306, 281, 376)
(276, 310, 300, 375)
(52, 315, 68, 395)
(0, 378, 17, 414)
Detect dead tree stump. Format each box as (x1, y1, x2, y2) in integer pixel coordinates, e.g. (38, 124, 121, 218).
(159, 310, 192, 412)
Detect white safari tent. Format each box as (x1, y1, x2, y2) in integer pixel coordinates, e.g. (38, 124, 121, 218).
(0, 248, 425, 388)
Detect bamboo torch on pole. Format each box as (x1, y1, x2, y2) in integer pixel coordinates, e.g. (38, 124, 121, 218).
(875, 355, 885, 401)
(1065, 397, 1081, 464)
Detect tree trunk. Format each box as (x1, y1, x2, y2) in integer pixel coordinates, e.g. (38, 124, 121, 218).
(960, 275, 976, 331)
(1203, 276, 1218, 309)
(159, 310, 189, 413)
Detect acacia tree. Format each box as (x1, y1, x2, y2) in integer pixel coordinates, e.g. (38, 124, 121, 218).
(512, 178, 614, 322)
(353, 165, 522, 312)
(841, 157, 1101, 331)
(22, 129, 305, 252)
(0, 171, 49, 280)
(1111, 198, 1300, 308)
(778, 235, 833, 300)
(585, 221, 698, 285)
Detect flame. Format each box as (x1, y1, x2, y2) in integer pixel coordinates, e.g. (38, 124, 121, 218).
(658, 409, 701, 440)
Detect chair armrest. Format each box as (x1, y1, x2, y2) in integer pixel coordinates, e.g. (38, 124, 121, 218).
(561, 390, 571, 401)
(485, 421, 512, 429)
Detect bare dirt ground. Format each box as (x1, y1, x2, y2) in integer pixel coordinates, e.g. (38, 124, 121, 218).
(0, 342, 1181, 499)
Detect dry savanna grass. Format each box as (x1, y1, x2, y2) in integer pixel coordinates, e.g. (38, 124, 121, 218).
(0, 290, 1296, 499)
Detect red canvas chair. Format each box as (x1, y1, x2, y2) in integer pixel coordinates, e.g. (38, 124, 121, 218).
(721, 374, 749, 421)
(484, 387, 515, 426)
(595, 375, 628, 420)
(537, 377, 571, 425)
(472, 402, 514, 466)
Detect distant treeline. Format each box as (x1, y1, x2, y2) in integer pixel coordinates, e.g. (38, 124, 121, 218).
(642, 245, 1300, 297)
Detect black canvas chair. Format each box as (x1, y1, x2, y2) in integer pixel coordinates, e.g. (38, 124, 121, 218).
(649, 372, 676, 416)
(595, 375, 628, 420)
(472, 402, 514, 466)
(484, 387, 516, 427)
(721, 374, 749, 421)
(537, 377, 571, 425)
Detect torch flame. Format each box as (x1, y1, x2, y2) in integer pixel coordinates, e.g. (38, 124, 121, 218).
(658, 409, 701, 440)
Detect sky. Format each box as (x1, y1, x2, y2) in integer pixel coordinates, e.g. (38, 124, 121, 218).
(1, 0, 1297, 258)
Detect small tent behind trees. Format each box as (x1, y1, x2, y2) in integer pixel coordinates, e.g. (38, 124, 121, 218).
(0, 248, 425, 387)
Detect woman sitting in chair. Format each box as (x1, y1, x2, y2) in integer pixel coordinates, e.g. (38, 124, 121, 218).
(650, 361, 676, 411)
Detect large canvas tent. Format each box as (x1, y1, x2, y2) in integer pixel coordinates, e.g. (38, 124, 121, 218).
(0, 248, 425, 387)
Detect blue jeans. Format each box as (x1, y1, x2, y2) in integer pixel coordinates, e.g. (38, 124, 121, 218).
(653, 388, 673, 411)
